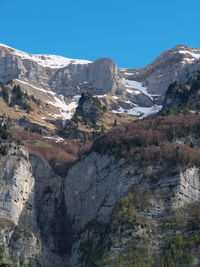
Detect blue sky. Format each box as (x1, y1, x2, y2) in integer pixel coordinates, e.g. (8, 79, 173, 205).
(1, 0, 200, 68)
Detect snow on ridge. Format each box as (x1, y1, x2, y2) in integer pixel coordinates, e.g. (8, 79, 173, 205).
(0, 43, 92, 69)
(0, 43, 14, 49)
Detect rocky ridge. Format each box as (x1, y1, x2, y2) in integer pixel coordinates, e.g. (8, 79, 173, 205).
(1, 44, 200, 121)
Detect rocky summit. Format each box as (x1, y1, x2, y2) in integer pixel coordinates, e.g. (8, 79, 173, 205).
(0, 44, 200, 266)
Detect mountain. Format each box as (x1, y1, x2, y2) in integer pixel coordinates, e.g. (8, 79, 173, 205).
(1, 43, 200, 122)
(120, 45, 200, 95)
(0, 44, 200, 266)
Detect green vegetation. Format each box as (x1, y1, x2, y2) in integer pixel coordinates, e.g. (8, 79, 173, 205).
(78, 220, 111, 267)
(0, 146, 8, 156)
(74, 92, 106, 126)
(113, 188, 153, 231)
(24, 139, 52, 148)
(0, 123, 11, 156)
(164, 74, 200, 114)
(0, 124, 10, 140)
(1, 87, 9, 104)
(0, 219, 15, 230)
(21, 263, 34, 267)
(104, 199, 200, 267)
(10, 85, 32, 113)
(157, 234, 199, 267)
(166, 81, 189, 104)
(57, 92, 108, 139)
(0, 84, 33, 114)
(24, 126, 43, 135)
(0, 233, 10, 267)
(0, 224, 35, 267)
(113, 119, 117, 127)
(76, 189, 200, 267)
(115, 193, 138, 224)
(77, 92, 106, 112)
(30, 95, 41, 105)
(0, 243, 5, 261)
(58, 121, 87, 139)
(29, 126, 42, 134)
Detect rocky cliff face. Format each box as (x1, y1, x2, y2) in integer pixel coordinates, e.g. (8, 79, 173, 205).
(67, 155, 200, 266)
(0, 44, 121, 97)
(0, 143, 36, 229)
(0, 142, 74, 266)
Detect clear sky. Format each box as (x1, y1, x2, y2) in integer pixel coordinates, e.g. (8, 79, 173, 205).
(1, 0, 200, 68)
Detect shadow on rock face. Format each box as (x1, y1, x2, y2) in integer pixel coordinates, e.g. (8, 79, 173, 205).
(18, 154, 74, 266)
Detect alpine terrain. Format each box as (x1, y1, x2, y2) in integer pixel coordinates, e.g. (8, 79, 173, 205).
(0, 43, 200, 266)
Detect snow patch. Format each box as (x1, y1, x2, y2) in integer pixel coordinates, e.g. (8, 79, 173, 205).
(44, 136, 64, 143)
(15, 79, 78, 120)
(126, 88, 140, 94)
(112, 104, 162, 118)
(94, 94, 107, 98)
(124, 72, 134, 75)
(15, 79, 55, 96)
(178, 50, 200, 60)
(47, 96, 78, 120)
(73, 95, 81, 100)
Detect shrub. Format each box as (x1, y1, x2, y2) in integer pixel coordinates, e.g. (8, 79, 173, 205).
(0, 146, 7, 156)
(92, 113, 200, 168)
(21, 263, 34, 267)
(2, 87, 9, 103)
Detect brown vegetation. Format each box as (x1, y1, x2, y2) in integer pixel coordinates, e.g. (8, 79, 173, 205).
(11, 128, 92, 176)
(92, 113, 200, 168)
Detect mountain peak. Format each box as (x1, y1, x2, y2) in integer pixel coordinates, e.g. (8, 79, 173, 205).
(172, 44, 193, 50)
